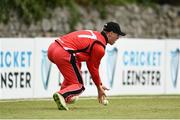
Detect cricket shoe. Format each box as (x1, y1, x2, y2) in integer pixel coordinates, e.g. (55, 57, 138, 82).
(53, 92, 69, 110)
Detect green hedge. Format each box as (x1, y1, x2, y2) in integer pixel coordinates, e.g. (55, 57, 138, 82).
(0, 0, 179, 31)
(0, 0, 68, 23)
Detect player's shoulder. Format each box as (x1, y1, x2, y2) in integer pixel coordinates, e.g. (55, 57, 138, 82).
(92, 43, 105, 53)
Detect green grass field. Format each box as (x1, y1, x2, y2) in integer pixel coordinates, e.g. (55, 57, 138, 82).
(0, 95, 180, 119)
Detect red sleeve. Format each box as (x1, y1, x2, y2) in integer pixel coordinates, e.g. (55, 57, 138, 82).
(86, 43, 105, 87)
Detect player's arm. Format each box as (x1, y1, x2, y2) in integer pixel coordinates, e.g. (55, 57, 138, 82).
(86, 43, 104, 86)
(87, 43, 109, 103)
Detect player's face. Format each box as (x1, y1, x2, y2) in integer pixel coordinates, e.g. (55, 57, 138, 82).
(107, 32, 119, 45)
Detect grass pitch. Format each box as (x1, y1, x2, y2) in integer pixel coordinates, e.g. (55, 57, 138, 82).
(0, 95, 180, 119)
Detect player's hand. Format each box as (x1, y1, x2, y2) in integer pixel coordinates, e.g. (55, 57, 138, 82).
(97, 85, 109, 104)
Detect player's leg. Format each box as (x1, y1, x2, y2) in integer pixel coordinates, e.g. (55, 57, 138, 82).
(57, 58, 85, 103)
(48, 42, 70, 110)
(53, 63, 84, 109)
(59, 82, 84, 104)
(51, 45, 84, 110)
(58, 62, 83, 104)
(47, 41, 59, 63)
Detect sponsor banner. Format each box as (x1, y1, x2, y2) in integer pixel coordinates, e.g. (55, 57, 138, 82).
(103, 39, 166, 95)
(81, 62, 98, 96)
(1, 38, 179, 99)
(165, 40, 180, 93)
(0, 38, 34, 99)
(33, 37, 62, 98)
(0, 40, 1, 98)
(100, 44, 120, 95)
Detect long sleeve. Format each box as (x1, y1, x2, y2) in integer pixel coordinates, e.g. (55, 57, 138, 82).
(86, 43, 105, 86)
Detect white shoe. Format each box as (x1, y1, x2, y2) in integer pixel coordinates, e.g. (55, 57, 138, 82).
(53, 92, 69, 110)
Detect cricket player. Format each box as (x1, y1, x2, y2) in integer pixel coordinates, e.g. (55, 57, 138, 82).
(48, 22, 126, 110)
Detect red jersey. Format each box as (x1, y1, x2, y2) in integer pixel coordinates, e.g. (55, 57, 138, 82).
(55, 30, 107, 86)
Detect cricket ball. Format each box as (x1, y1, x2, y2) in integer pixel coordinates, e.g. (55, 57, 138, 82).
(103, 99, 109, 106)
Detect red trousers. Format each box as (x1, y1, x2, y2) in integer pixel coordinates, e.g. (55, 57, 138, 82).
(48, 41, 85, 103)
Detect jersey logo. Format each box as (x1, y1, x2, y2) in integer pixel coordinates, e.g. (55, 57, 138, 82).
(78, 30, 97, 40)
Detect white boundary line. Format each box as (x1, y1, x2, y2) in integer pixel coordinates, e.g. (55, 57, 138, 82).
(0, 95, 180, 103)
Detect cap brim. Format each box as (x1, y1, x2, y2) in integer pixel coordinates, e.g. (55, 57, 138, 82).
(119, 32, 126, 36)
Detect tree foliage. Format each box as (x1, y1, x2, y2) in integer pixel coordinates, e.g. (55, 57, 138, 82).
(0, 0, 179, 30)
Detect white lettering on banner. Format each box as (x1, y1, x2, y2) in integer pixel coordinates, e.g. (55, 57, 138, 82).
(123, 51, 161, 66)
(0, 50, 32, 68)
